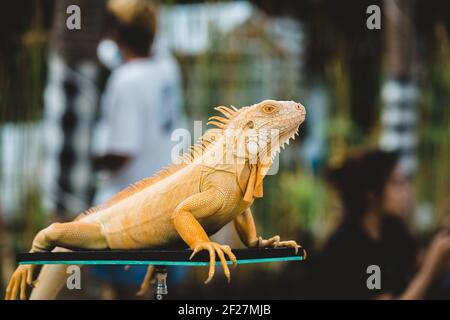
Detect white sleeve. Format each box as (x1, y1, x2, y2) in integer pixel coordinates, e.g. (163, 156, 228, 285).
(93, 81, 142, 156)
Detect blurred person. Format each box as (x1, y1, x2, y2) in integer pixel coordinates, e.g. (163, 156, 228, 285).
(309, 149, 450, 299)
(91, 0, 185, 299)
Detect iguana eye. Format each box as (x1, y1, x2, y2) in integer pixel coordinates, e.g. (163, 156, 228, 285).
(262, 105, 276, 114)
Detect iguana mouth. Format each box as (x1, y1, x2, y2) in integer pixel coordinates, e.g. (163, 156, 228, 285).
(279, 113, 304, 146)
(259, 123, 301, 163)
(278, 127, 299, 151)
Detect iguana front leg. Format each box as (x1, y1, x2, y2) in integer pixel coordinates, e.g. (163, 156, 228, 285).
(5, 221, 107, 300)
(172, 188, 237, 284)
(233, 208, 302, 254)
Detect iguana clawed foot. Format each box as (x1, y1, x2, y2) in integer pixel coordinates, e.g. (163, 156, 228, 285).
(5, 264, 36, 300)
(257, 235, 303, 255)
(190, 241, 237, 284)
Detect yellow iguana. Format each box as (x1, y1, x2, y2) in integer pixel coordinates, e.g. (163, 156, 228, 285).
(5, 99, 306, 300)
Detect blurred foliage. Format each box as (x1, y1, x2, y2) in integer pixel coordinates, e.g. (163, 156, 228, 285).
(417, 21, 450, 225)
(0, 1, 50, 122)
(177, 16, 303, 119)
(261, 169, 329, 238)
(326, 54, 366, 163)
(0, 5, 48, 289)
(0, 0, 49, 241)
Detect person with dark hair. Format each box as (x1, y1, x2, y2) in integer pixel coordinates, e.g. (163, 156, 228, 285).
(106, 0, 157, 58)
(310, 149, 450, 299)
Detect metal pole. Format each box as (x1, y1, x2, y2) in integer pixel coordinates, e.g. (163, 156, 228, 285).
(153, 266, 168, 300)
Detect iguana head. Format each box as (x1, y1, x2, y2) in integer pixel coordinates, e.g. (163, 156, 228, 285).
(205, 99, 306, 202)
(172, 100, 306, 202)
(208, 99, 306, 164)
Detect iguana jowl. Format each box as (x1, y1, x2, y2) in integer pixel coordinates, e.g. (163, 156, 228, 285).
(5, 99, 306, 300)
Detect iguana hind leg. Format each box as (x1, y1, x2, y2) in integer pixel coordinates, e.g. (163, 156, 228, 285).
(136, 265, 155, 296)
(5, 221, 107, 300)
(31, 221, 107, 252)
(171, 188, 237, 284)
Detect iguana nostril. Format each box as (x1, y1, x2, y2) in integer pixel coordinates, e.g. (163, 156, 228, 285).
(296, 104, 306, 115)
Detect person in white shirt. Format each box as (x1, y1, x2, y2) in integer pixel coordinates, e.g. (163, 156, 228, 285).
(93, 0, 184, 205)
(93, 44, 184, 204)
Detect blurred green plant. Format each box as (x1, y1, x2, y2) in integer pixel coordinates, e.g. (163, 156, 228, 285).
(416, 21, 450, 226)
(325, 50, 378, 163)
(259, 169, 329, 238)
(0, 1, 48, 290)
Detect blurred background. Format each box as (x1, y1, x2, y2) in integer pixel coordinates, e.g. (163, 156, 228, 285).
(0, 0, 449, 299)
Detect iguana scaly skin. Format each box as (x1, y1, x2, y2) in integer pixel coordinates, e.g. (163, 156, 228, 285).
(5, 99, 306, 300)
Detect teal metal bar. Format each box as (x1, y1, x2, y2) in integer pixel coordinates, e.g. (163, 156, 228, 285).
(19, 256, 303, 266)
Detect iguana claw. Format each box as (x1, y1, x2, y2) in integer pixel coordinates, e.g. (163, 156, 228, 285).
(5, 264, 36, 300)
(258, 235, 303, 255)
(190, 242, 237, 284)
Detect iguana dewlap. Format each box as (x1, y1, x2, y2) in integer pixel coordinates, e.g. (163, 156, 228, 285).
(5, 99, 306, 300)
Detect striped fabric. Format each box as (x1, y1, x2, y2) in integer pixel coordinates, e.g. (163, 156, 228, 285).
(42, 0, 104, 218)
(380, 79, 419, 175)
(42, 54, 99, 217)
